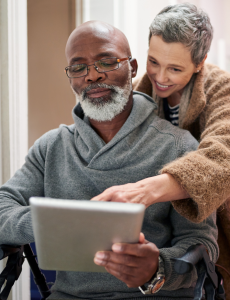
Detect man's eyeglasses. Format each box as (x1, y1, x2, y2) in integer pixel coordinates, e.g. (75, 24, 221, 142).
(65, 56, 132, 78)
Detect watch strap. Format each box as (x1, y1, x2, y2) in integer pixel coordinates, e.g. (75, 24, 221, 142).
(139, 256, 165, 294)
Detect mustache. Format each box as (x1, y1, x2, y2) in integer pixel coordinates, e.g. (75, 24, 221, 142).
(82, 83, 117, 100)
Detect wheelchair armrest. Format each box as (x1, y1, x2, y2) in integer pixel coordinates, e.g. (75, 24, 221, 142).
(173, 244, 207, 274)
(173, 244, 217, 289)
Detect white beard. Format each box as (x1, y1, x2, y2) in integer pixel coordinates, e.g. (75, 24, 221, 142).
(72, 64, 132, 122)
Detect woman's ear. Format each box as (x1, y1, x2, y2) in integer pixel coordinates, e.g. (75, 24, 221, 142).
(130, 58, 138, 78)
(197, 54, 207, 71)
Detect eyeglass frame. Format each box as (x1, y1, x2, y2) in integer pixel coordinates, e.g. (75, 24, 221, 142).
(64, 56, 132, 78)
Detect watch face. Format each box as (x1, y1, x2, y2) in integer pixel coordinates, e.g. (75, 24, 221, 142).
(151, 277, 165, 294)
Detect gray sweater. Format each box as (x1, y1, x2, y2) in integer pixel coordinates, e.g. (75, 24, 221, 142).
(0, 92, 218, 300)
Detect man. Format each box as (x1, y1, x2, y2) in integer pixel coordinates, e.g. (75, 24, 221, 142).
(0, 21, 217, 300)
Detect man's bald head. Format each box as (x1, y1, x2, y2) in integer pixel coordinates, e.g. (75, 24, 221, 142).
(65, 21, 131, 63)
(64, 20, 138, 124)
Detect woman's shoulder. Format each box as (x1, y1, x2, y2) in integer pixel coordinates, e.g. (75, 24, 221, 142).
(201, 63, 230, 102)
(204, 63, 230, 82)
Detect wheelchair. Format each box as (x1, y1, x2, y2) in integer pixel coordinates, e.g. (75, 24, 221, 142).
(0, 243, 226, 300)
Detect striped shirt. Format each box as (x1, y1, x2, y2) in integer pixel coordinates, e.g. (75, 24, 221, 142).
(163, 98, 179, 126)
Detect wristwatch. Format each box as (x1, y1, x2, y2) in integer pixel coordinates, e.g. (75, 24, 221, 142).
(138, 257, 165, 295)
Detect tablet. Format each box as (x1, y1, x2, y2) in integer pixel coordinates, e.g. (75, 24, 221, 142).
(30, 197, 145, 272)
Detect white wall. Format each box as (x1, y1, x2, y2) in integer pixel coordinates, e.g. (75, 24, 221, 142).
(176, 0, 230, 71)
(82, 0, 171, 77)
(0, 0, 29, 299)
(0, 0, 9, 285)
(81, 0, 230, 74)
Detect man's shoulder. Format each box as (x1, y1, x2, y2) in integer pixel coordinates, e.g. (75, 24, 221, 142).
(133, 91, 197, 141)
(133, 91, 198, 154)
(150, 116, 189, 136)
(133, 90, 156, 105)
(149, 116, 199, 154)
(32, 124, 75, 151)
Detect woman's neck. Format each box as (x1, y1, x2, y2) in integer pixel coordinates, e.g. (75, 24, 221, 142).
(167, 90, 183, 107)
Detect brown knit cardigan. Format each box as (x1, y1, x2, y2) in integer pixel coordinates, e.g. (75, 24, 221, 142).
(133, 63, 230, 296)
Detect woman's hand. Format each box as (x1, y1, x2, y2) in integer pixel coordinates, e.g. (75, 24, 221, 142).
(91, 173, 190, 207)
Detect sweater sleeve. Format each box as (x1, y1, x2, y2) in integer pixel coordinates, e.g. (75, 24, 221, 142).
(161, 65, 230, 223)
(0, 129, 58, 245)
(159, 208, 218, 290)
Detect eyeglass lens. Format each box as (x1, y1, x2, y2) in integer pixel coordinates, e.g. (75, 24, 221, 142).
(67, 58, 119, 78)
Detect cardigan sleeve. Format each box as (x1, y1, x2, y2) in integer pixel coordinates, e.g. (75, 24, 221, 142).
(161, 65, 230, 223)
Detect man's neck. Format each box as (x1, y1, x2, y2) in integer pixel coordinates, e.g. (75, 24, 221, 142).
(89, 94, 133, 143)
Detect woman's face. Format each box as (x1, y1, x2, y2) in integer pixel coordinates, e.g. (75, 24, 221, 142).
(147, 35, 198, 99)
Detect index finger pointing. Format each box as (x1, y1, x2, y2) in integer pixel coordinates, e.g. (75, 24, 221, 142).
(91, 187, 117, 202)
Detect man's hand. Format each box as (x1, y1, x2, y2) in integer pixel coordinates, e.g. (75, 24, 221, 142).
(91, 173, 189, 208)
(94, 233, 159, 288)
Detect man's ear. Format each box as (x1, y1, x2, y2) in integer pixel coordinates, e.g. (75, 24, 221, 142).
(130, 58, 138, 78)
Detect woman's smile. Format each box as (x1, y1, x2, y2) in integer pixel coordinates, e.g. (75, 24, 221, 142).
(154, 80, 174, 91)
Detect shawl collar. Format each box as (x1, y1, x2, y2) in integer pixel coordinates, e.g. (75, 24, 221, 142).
(71, 94, 156, 166)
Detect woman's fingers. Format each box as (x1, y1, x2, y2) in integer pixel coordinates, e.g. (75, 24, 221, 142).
(91, 182, 148, 206)
(91, 174, 190, 207)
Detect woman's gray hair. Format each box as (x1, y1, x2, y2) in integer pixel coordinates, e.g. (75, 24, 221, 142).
(149, 3, 213, 66)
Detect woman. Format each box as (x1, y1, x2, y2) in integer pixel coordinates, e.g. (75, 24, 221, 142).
(92, 2, 230, 295)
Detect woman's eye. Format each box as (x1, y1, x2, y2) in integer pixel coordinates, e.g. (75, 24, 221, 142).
(172, 68, 181, 72)
(149, 60, 157, 65)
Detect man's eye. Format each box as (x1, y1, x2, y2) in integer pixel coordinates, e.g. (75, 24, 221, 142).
(99, 61, 117, 68)
(101, 62, 113, 66)
(71, 65, 86, 72)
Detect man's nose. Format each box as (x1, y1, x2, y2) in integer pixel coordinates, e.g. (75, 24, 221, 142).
(85, 65, 105, 83)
